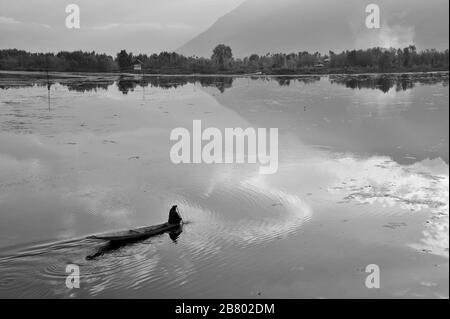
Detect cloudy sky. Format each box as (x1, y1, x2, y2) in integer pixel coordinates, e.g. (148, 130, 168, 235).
(0, 0, 244, 54)
(1, 0, 448, 57)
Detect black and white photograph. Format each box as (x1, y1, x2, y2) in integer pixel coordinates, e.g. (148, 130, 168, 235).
(0, 0, 448, 308)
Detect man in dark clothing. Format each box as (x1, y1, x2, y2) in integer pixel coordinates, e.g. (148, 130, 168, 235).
(168, 205, 182, 224)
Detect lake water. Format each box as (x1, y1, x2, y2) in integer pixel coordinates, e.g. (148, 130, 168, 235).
(0, 71, 448, 298)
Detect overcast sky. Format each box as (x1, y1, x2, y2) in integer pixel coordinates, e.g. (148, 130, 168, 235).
(1, 0, 448, 56)
(0, 0, 245, 54)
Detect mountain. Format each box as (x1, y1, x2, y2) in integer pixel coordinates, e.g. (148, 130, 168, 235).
(178, 0, 449, 58)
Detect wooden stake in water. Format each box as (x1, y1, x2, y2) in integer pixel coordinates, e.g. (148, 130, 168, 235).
(46, 56, 50, 110)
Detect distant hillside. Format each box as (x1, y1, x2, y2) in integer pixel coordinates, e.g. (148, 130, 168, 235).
(178, 0, 449, 58)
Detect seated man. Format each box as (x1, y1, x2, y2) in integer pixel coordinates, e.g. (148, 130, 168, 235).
(168, 205, 182, 224)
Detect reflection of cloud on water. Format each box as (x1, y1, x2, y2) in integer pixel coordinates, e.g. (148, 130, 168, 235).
(182, 167, 312, 249)
(0, 131, 137, 243)
(328, 156, 449, 257)
(0, 133, 57, 161)
(233, 174, 312, 245)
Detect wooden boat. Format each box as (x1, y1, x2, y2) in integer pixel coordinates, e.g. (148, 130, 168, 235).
(87, 222, 181, 242)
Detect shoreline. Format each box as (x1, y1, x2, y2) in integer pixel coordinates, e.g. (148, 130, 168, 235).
(1, 69, 449, 78)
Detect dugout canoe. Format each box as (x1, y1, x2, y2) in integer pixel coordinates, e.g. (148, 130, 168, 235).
(87, 222, 181, 242)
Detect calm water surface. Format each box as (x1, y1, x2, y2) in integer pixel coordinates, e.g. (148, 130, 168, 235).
(0, 72, 448, 298)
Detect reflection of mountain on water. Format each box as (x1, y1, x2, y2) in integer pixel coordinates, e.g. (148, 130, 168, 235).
(1, 72, 447, 165)
(206, 75, 449, 166)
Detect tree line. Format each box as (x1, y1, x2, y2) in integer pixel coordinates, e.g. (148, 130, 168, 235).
(0, 44, 448, 74)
